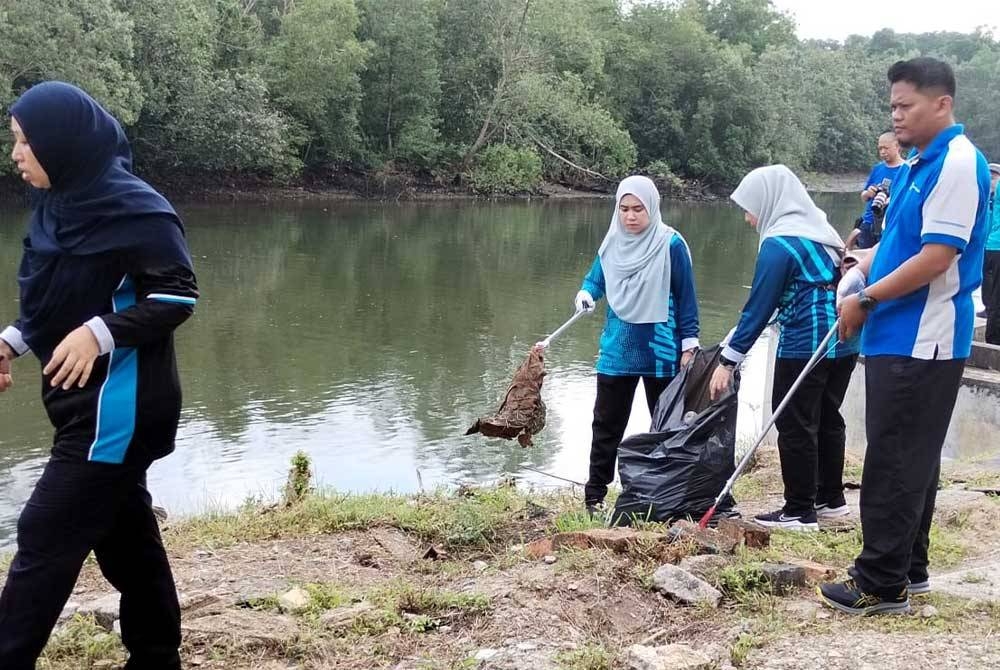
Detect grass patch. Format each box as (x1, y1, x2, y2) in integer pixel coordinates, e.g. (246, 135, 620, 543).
(244, 579, 491, 636)
(556, 643, 613, 670)
(39, 615, 124, 669)
(767, 527, 863, 567)
(302, 582, 351, 613)
(717, 562, 770, 603)
(733, 475, 765, 502)
(730, 632, 762, 667)
(842, 460, 864, 483)
(371, 580, 490, 617)
(928, 524, 967, 568)
(242, 594, 282, 611)
(348, 580, 493, 635)
(553, 510, 606, 533)
(169, 485, 574, 553)
(727, 597, 789, 666)
(764, 521, 967, 570)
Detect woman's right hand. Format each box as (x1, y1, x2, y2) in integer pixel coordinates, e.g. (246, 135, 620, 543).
(574, 290, 595, 313)
(0, 340, 15, 392)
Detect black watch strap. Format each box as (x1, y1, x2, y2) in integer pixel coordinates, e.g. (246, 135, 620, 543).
(858, 289, 878, 311)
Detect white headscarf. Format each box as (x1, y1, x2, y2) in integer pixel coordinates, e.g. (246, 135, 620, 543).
(598, 176, 679, 324)
(730, 165, 844, 263)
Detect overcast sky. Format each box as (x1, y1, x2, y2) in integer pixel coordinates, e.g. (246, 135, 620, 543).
(769, 0, 1000, 41)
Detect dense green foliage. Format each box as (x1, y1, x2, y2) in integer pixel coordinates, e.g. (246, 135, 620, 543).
(1, 0, 998, 192)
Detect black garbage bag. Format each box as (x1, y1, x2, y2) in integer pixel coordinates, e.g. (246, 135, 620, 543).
(612, 345, 738, 526)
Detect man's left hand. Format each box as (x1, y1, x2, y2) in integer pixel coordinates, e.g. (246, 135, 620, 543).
(680, 348, 697, 368)
(44, 326, 100, 390)
(838, 294, 868, 341)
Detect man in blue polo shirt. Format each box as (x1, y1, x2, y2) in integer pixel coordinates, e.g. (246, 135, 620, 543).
(821, 57, 990, 615)
(984, 163, 1000, 344)
(847, 132, 905, 250)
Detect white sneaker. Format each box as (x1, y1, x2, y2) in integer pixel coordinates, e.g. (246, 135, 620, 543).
(815, 502, 851, 518)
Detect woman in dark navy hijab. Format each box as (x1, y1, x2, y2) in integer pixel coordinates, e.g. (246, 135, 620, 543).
(0, 82, 197, 670)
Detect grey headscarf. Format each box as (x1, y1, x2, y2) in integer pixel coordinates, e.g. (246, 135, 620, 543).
(598, 176, 680, 324)
(730, 165, 845, 263)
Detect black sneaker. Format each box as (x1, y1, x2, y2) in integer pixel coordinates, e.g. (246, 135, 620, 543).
(585, 500, 606, 520)
(818, 579, 910, 615)
(753, 508, 819, 532)
(908, 579, 931, 595)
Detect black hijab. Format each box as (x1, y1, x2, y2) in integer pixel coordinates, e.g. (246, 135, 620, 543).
(10, 81, 189, 346)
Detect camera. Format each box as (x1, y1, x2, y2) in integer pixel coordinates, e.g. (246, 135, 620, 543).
(870, 178, 891, 240)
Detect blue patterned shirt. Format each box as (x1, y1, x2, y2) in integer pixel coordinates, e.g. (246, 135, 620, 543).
(582, 233, 700, 378)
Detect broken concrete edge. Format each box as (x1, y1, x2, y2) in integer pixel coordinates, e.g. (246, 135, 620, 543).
(781, 557, 840, 583)
(716, 517, 771, 549)
(525, 528, 672, 559)
(525, 521, 750, 560)
(667, 520, 739, 554)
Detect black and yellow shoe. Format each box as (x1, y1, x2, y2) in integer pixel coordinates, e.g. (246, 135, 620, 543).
(818, 579, 910, 615)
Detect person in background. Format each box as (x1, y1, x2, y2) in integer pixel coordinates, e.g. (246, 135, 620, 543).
(709, 165, 858, 532)
(983, 162, 1000, 344)
(847, 132, 905, 251)
(0, 82, 198, 668)
(575, 176, 699, 516)
(825, 57, 990, 616)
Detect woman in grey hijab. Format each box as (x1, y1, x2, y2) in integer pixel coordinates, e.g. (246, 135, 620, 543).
(575, 176, 700, 514)
(709, 165, 859, 531)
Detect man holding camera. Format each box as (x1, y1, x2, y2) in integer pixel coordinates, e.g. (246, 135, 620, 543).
(823, 57, 990, 615)
(984, 162, 1000, 344)
(847, 132, 904, 250)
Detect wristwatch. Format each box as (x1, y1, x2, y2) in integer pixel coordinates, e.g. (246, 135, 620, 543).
(858, 289, 878, 312)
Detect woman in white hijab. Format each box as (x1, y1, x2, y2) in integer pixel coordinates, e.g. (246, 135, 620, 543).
(575, 175, 700, 514)
(709, 165, 859, 532)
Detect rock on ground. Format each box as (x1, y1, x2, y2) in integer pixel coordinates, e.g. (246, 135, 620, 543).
(678, 554, 729, 578)
(627, 643, 714, 670)
(319, 602, 376, 630)
(651, 564, 722, 608)
(182, 609, 300, 648)
(277, 587, 311, 613)
(76, 593, 120, 631)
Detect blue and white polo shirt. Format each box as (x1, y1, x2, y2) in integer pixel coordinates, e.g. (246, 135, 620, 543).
(862, 124, 990, 360)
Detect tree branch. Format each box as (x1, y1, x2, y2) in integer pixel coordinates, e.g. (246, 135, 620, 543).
(530, 134, 610, 181)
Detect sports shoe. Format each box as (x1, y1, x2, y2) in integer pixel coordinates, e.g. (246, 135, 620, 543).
(814, 502, 851, 518)
(585, 500, 606, 520)
(819, 579, 910, 615)
(753, 508, 819, 531)
(908, 579, 931, 595)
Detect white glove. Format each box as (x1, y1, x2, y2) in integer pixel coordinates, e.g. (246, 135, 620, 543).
(574, 290, 595, 313)
(837, 266, 867, 307)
